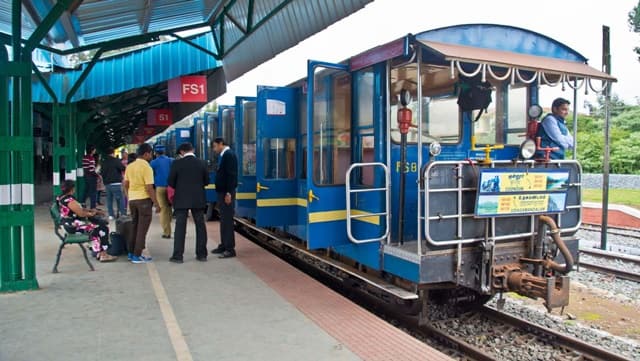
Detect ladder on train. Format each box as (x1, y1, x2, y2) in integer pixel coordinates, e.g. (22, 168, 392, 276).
(345, 162, 390, 244)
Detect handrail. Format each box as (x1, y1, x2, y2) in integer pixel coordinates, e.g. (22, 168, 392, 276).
(345, 162, 390, 244)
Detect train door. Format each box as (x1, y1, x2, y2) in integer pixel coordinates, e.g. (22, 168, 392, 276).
(234, 96, 257, 219)
(305, 61, 351, 249)
(204, 111, 219, 218)
(255, 86, 299, 227)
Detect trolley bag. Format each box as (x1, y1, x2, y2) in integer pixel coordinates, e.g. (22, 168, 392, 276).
(107, 232, 127, 256)
(115, 215, 134, 251)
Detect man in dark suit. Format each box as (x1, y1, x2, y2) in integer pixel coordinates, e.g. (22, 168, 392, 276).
(167, 142, 210, 263)
(211, 137, 238, 258)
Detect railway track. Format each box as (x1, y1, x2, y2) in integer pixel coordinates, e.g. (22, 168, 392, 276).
(235, 218, 632, 361)
(580, 223, 640, 240)
(418, 306, 631, 361)
(579, 248, 640, 282)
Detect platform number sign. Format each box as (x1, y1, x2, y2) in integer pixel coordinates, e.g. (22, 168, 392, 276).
(168, 76, 207, 102)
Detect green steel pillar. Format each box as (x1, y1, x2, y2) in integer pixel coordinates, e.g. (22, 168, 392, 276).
(0, 0, 38, 291)
(0, 44, 12, 291)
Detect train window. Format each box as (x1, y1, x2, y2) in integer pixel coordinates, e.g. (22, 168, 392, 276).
(206, 114, 218, 172)
(242, 101, 257, 176)
(390, 65, 459, 144)
(221, 108, 234, 149)
(474, 84, 528, 145)
(196, 121, 205, 159)
(312, 69, 351, 186)
(263, 138, 295, 179)
(299, 89, 308, 179)
(355, 69, 375, 186)
(506, 86, 527, 144)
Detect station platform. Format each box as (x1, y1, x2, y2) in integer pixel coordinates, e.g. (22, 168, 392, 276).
(582, 201, 640, 228)
(0, 205, 451, 361)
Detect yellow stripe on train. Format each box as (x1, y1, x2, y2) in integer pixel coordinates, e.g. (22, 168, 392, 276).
(308, 209, 380, 225)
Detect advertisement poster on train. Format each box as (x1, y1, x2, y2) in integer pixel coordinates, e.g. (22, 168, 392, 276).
(475, 169, 570, 217)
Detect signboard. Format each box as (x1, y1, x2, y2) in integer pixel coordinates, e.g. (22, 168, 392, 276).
(131, 135, 146, 144)
(147, 109, 173, 126)
(475, 169, 570, 217)
(168, 75, 207, 102)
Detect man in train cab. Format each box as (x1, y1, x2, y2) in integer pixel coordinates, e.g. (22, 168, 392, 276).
(535, 97, 574, 160)
(123, 143, 160, 264)
(150, 145, 173, 239)
(167, 142, 209, 263)
(210, 137, 238, 259)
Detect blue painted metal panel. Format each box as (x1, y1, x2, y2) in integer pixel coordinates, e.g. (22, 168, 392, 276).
(415, 24, 586, 62)
(383, 254, 419, 283)
(333, 242, 381, 271)
(30, 33, 221, 103)
(235, 96, 257, 220)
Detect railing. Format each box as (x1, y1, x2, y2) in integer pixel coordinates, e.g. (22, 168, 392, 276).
(345, 162, 390, 244)
(419, 159, 583, 251)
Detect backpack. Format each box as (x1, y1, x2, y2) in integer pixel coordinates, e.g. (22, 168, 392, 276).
(457, 75, 493, 122)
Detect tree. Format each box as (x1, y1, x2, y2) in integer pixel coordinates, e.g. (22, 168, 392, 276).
(630, 0, 640, 62)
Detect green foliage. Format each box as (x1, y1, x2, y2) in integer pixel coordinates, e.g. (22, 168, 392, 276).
(630, 0, 640, 61)
(575, 99, 640, 174)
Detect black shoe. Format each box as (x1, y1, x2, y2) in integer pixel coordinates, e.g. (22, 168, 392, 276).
(161, 234, 171, 239)
(210, 247, 225, 254)
(169, 257, 183, 264)
(196, 256, 207, 262)
(218, 250, 236, 259)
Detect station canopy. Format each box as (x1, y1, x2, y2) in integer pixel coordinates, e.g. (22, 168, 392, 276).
(0, 0, 373, 147)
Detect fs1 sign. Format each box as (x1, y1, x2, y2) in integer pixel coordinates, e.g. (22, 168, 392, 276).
(168, 76, 207, 102)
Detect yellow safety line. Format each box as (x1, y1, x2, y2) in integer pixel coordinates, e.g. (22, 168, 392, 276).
(146, 261, 193, 361)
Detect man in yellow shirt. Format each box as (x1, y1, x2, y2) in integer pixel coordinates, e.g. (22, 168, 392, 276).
(123, 143, 160, 263)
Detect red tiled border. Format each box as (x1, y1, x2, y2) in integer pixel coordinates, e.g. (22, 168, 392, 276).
(210, 224, 451, 361)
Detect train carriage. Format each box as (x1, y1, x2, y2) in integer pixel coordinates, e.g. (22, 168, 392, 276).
(230, 23, 615, 314)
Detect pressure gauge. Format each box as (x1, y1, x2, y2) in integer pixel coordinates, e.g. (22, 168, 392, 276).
(528, 104, 543, 119)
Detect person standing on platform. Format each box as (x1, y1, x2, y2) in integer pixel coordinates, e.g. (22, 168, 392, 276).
(100, 147, 126, 220)
(210, 137, 238, 259)
(150, 145, 173, 239)
(168, 142, 209, 263)
(82, 145, 98, 208)
(123, 143, 160, 264)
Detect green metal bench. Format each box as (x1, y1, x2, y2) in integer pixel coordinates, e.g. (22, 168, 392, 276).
(49, 203, 95, 273)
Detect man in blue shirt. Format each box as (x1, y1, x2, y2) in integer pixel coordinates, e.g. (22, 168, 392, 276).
(150, 145, 173, 238)
(535, 97, 574, 160)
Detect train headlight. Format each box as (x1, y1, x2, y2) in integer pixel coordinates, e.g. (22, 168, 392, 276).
(528, 104, 543, 119)
(429, 141, 442, 156)
(519, 139, 536, 159)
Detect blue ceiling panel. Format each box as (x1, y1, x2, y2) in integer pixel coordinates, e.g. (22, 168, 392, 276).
(30, 33, 220, 103)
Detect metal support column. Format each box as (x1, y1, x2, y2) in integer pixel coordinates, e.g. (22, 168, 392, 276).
(0, 0, 38, 291)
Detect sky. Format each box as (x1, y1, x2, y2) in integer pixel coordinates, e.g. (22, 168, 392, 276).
(214, 0, 640, 109)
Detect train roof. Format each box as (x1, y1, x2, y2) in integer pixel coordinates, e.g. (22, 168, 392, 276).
(349, 23, 616, 82)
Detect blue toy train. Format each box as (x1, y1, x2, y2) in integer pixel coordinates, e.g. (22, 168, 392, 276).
(156, 24, 615, 316)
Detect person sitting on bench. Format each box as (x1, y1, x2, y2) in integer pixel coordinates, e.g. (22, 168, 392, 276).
(56, 180, 117, 262)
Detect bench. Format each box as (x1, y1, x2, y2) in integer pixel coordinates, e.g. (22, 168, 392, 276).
(49, 203, 95, 273)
